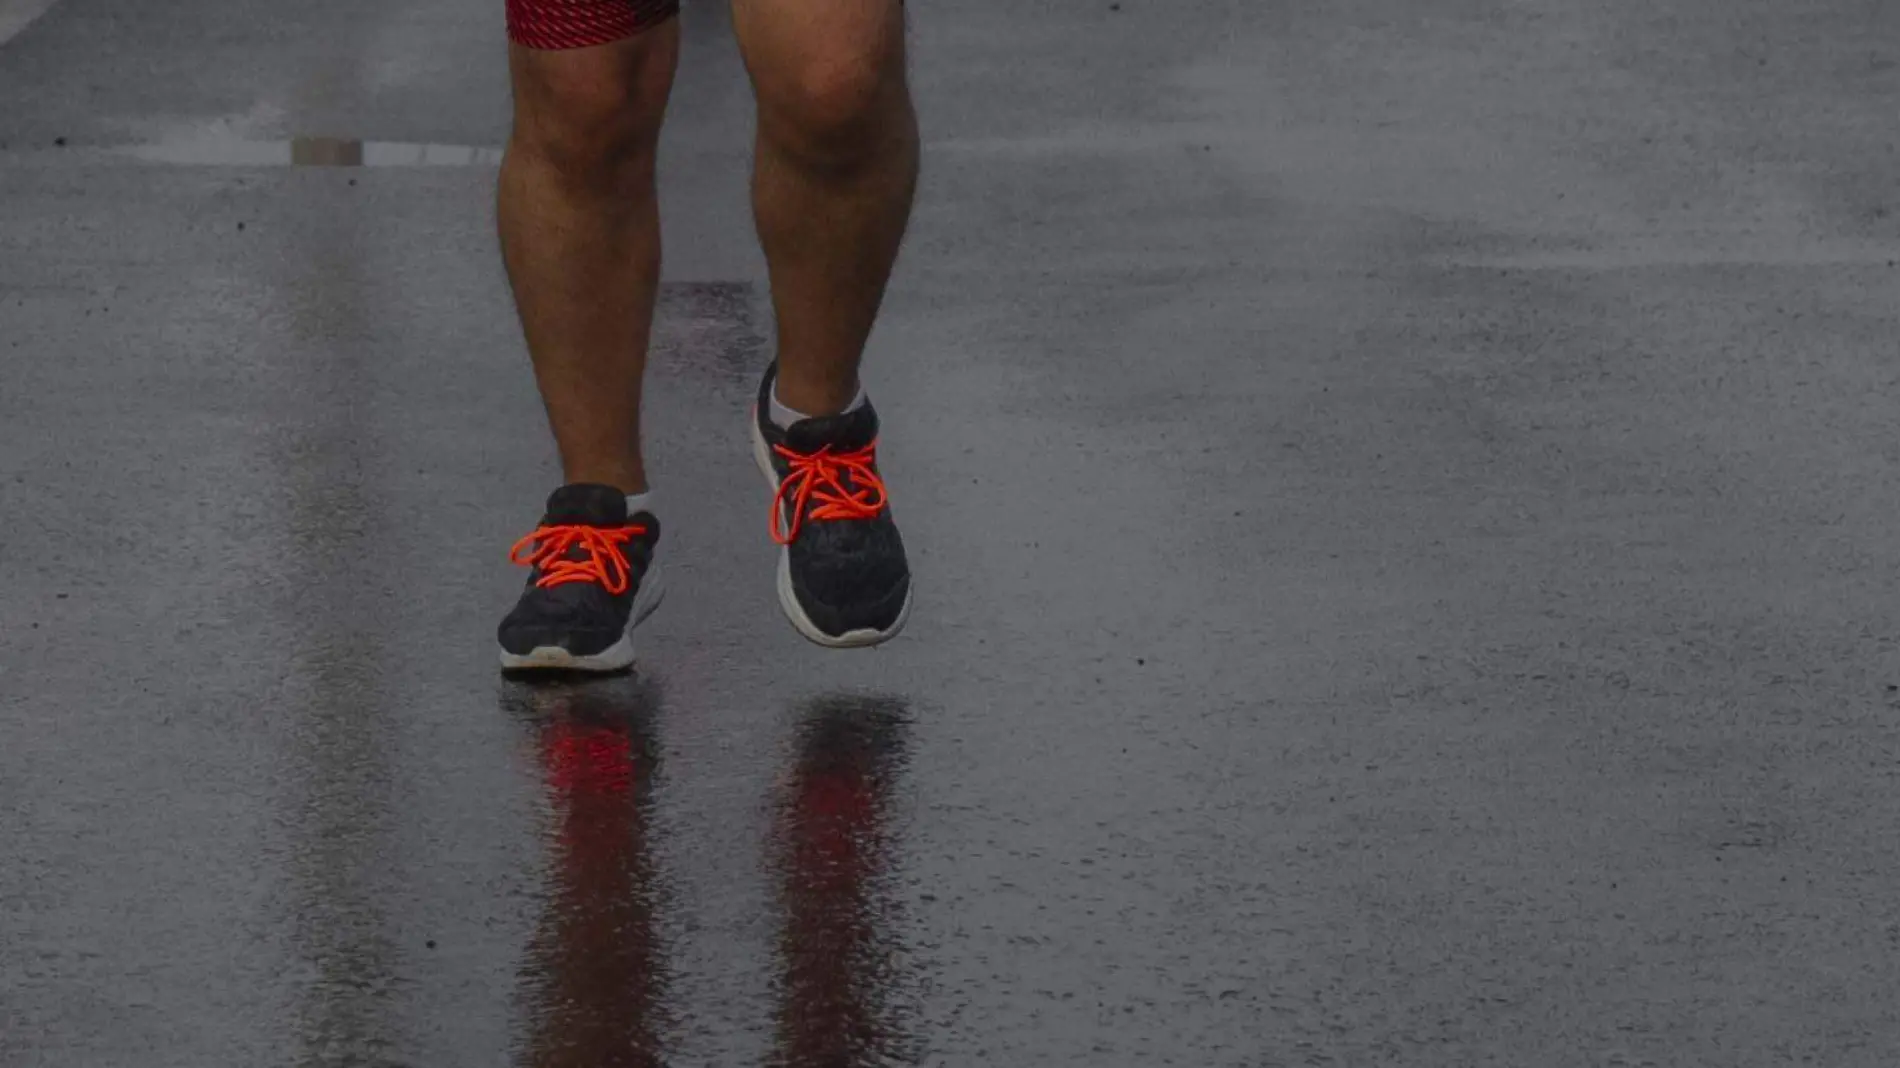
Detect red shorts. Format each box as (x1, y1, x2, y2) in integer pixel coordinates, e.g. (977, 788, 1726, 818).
(506, 0, 680, 50)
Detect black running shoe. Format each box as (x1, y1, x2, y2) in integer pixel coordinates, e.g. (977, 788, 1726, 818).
(749, 363, 912, 648)
(498, 483, 664, 672)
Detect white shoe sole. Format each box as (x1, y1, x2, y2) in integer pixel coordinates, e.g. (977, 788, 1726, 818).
(497, 561, 667, 672)
(750, 408, 912, 649)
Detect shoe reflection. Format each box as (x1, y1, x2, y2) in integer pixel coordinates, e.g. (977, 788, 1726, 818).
(505, 684, 913, 1068)
(769, 695, 913, 1068)
(508, 677, 670, 1068)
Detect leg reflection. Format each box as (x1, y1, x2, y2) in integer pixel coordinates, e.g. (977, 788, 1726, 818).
(769, 694, 915, 1067)
(508, 678, 670, 1068)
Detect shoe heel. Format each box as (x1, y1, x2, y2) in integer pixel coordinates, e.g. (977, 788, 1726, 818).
(632, 560, 666, 627)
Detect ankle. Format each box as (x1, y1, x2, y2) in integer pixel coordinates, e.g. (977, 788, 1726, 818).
(771, 370, 862, 419)
(561, 466, 648, 498)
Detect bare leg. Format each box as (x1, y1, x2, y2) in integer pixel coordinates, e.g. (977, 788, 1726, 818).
(731, 0, 920, 418)
(498, 22, 680, 494)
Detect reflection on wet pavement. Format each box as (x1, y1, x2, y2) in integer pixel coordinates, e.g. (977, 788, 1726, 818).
(508, 679, 670, 1068)
(504, 682, 915, 1067)
(276, 139, 406, 1064)
(770, 696, 915, 1068)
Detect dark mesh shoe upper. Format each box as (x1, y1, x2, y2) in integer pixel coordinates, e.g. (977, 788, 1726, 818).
(756, 365, 911, 636)
(499, 483, 659, 657)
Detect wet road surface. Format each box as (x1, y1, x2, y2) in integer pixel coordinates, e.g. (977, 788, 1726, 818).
(6, 1, 1900, 1065)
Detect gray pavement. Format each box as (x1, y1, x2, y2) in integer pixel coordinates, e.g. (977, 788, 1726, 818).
(5, 0, 1900, 1064)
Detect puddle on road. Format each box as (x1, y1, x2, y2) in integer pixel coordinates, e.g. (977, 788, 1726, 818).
(122, 132, 503, 167)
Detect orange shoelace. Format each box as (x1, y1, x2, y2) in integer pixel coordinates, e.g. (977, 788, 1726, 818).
(772, 441, 888, 546)
(509, 524, 645, 594)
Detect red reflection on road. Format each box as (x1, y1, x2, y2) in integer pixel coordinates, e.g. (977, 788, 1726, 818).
(769, 696, 912, 1068)
(518, 683, 667, 1068)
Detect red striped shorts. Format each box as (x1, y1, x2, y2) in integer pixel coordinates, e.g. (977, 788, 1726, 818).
(506, 0, 681, 50)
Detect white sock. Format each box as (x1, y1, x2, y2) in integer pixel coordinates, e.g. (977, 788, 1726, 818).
(771, 382, 867, 429)
(624, 491, 653, 519)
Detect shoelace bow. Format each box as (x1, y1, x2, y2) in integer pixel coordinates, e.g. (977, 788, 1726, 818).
(509, 524, 646, 594)
(772, 441, 888, 546)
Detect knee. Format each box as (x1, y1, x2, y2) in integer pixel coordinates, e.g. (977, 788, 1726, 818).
(757, 48, 910, 172)
(509, 45, 673, 189)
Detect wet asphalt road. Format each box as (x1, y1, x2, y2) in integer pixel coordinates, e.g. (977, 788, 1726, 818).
(6, 0, 1900, 1064)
